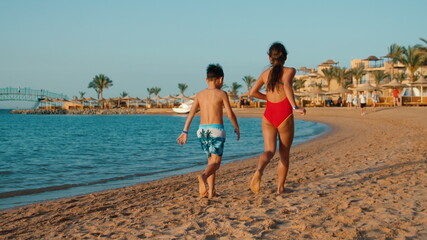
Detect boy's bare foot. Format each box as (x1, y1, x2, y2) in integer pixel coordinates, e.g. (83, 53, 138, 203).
(208, 191, 217, 199)
(198, 175, 207, 197)
(250, 170, 262, 194)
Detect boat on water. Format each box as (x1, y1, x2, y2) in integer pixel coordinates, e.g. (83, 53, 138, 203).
(172, 100, 193, 114)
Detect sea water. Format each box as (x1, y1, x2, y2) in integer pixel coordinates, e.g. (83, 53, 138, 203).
(0, 110, 329, 209)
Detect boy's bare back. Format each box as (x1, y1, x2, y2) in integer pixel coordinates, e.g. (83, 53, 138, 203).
(196, 88, 230, 125)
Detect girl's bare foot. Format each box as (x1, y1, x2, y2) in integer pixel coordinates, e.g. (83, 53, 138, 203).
(198, 175, 207, 197)
(250, 170, 262, 194)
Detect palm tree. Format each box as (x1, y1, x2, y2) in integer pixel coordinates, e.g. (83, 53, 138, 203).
(120, 91, 128, 98)
(416, 38, 427, 65)
(333, 67, 351, 86)
(350, 65, 366, 86)
(372, 70, 388, 86)
(79, 91, 86, 98)
(146, 88, 155, 98)
(152, 87, 161, 96)
(293, 78, 306, 93)
(394, 72, 407, 83)
(241, 75, 256, 92)
(229, 82, 242, 100)
(88, 74, 113, 99)
(321, 67, 335, 91)
(178, 83, 188, 96)
(387, 44, 404, 79)
(400, 45, 424, 83)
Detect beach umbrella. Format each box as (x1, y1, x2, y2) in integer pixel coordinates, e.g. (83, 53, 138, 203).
(162, 94, 176, 101)
(152, 95, 162, 105)
(308, 86, 328, 103)
(380, 79, 407, 89)
(97, 97, 106, 108)
(85, 97, 95, 107)
(381, 79, 409, 98)
(162, 95, 177, 106)
(352, 82, 379, 92)
(112, 97, 122, 107)
(121, 96, 132, 107)
(410, 76, 427, 103)
(39, 98, 51, 109)
(327, 86, 352, 95)
(176, 93, 190, 102)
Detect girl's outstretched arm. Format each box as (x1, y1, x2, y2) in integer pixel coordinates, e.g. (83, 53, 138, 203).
(282, 68, 305, 115)
(176, 97, 199, 145)
(249, 74, 266, 100)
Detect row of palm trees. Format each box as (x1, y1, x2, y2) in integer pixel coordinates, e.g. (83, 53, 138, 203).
(83, 73, 257, 101)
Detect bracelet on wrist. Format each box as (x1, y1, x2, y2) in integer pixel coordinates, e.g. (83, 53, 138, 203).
(182, 131, 188, 134)
(293, 106, 299, 110)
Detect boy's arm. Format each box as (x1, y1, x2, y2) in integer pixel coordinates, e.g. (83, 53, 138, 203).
(222, 91, 240, 140)
(249, 74, 266, 100)
(176, 97, 199, 145)
(282, 68, 305, 115)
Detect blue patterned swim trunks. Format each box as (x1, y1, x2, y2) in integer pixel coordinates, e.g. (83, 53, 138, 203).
(197, 124, 226, 157)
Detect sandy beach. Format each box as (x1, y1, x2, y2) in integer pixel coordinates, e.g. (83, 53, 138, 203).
(1, 107, 426, 239)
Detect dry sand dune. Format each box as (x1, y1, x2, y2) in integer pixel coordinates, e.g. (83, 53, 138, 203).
(1, 107, 426, 239)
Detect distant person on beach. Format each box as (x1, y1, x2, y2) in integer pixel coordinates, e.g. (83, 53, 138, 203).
(337, 96, 342, 107)
(372, 90, 379, 111)
(392, 88, 400, 107)
(353, 93, 359, 109)
(249, 42, 306, 194)
(176, 64, 240, 198)
(346, 93, 353, 109)
(360, 91, 367, 116)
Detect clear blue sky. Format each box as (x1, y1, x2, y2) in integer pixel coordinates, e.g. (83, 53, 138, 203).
(1, 0, 426, 107)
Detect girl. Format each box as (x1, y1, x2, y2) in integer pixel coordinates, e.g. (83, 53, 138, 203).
(249, 42, 305, 194)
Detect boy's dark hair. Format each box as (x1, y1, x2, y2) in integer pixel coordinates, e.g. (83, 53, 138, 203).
(206, 64, 224, 80)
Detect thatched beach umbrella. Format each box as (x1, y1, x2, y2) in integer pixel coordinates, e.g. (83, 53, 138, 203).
(327, 86, 352, 95)
(97, 97, 106, 108)
(353, 82, 379, 92)
(39, 98, 51, 109)
(410, 76, 427, 102)
(381, 79, 407, 89)
(308, 86, 328, 103)
(176, 93, 190, 102)
(152, 95, 162, 105)
(121, 96, 132, 107)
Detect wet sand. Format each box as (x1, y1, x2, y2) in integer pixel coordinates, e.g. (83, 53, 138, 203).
(1, 107, 426, 239)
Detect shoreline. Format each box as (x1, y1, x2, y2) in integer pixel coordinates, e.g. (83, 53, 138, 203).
(1, 107, 426, 239)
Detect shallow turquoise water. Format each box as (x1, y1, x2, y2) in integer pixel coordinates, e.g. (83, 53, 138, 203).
(0, 110, 329, 209)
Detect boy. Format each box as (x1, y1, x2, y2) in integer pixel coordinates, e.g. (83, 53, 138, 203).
(176, 64, 240, 198)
